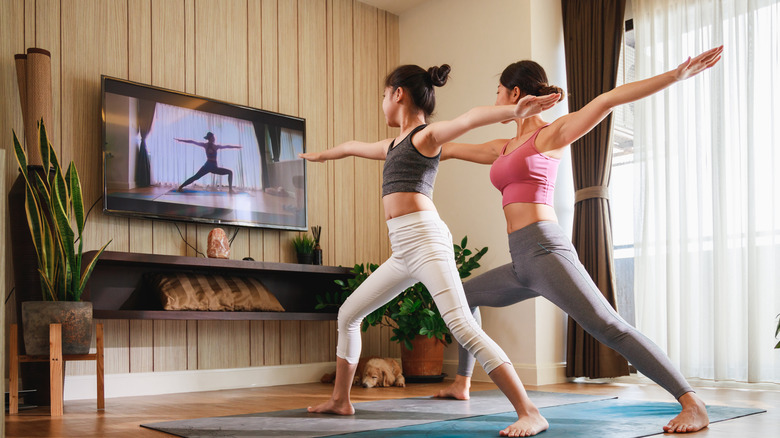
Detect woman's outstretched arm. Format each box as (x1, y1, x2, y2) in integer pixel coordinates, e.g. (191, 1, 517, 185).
(440, 138, 508, 164)
(298, 138, 393, 162)
(416, 94, 560, 155)
(542, 46, 723, 150)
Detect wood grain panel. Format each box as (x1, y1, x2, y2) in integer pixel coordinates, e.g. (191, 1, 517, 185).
(353, 1, 380, 267)
(24, 0, 34, 50)
(101, 319, 130, 374)
(197, 320, 250, 369)
(34, 0, 62, 152)
(187, 320, 198, 370)
(331, 0, 355, 267)
(128, 0, 152, 83)
(153, 320, 188, 371)
(279, 320, 300, 364)
(300, 321, 329, 363)
(153, 220, 185, 255)
(249, 320, 264, 366)
(185, 0, 195, 94)
(151, 0, 185, 90)
(130, 320, 154, 372)
(298, 0, 328, 264)
(263, 320, 280, 365)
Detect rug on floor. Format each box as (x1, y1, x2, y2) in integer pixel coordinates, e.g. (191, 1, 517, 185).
(141, 389, 612, 438)
(338, 398, 766, 438)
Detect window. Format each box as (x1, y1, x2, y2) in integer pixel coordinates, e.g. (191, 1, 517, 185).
(610, 18, 636, 326)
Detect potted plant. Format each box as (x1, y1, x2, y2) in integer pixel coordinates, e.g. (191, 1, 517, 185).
(291, 233, 316, 264)
(316, 236, 487, 379)
(12, 120, 111, 355)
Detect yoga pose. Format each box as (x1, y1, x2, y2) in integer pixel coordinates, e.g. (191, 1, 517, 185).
(176, 132, 242, 193)
(435, 46, 723, 435)
(300, 63, 560, 437)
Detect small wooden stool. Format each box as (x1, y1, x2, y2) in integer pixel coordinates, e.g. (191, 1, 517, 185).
(9, 323, 104, 416)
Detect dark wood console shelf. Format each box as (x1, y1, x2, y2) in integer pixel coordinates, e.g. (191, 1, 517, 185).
(82, 251, 352, 321)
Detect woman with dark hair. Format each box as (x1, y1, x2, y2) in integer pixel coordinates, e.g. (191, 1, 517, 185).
(300, 63, 561, 436)
(176, 132, 242, 193)
(435, 46, 723, 435)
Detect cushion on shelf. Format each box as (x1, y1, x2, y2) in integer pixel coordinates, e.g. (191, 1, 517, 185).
(147, 272, 285, 312)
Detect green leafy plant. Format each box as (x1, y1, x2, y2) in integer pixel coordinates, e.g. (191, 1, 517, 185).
(12, 120, 111, 301)
(316, 236, 487, 351)
(291, 233, 315, 254)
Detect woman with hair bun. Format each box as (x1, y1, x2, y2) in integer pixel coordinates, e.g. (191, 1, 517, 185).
(436, 47, 723, 435)
(300, 63, 560, 436)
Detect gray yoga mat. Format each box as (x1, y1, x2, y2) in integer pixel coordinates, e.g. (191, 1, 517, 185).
(338, 398, 766, 437)
(141, 389, 613, 437)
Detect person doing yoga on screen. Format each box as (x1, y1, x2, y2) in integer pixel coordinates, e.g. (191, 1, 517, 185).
(434, 46, 723, 435)
(299, 63, 561, 437)
(176, 132, 242, 193)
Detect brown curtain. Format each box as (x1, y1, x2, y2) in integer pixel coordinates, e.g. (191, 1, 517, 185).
(561, 0, 629, 378)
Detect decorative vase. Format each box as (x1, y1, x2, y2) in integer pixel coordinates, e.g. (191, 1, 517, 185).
(313, 244, 323, 265)
(297, 252, 314, 265)
(21, 301, 93, 356)
(401, 334, 445, 379)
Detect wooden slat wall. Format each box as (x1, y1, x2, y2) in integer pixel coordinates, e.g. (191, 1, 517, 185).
(1, 0, 399, 378)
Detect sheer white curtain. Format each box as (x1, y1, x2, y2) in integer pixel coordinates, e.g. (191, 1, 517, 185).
(633, 0, 779, 383)
(278, 127, 304, 162)
(145, 103, 263, 190)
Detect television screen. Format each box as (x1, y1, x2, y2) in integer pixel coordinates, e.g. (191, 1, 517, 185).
(101, 76, 307, 231)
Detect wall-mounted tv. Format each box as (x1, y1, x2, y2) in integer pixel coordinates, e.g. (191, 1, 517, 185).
(101, 76, 307, 231)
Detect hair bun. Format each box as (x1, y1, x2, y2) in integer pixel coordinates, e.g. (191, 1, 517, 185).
(537, 84, 565, 102)
(427, 64, 451, 87)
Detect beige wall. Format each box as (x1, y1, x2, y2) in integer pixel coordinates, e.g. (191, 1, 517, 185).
(1, 0, 400, 383)
(399, 0, 571, 384)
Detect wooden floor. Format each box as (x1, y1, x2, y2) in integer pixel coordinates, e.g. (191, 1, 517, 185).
(5, 377, 778, 437)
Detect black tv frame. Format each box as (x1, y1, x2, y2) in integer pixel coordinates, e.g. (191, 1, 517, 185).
(101, 75, 307, 231)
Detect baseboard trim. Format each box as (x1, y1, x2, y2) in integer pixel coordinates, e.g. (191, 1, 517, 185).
(442, 360, 567, 386)
(64, 362, 336, 401)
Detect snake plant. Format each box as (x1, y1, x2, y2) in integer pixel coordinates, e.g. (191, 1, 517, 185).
(12, 119, 111, 301)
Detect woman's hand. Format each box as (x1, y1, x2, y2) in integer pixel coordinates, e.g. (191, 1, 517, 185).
(674, 46, 723, 81)
(513, 93, 561, 119)
(298, 152, 325, 162)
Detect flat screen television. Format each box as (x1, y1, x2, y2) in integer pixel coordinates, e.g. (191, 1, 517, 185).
(101, 76, 307, 231)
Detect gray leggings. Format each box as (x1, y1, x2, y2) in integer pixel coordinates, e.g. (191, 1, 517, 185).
(457, 221, 693, 400)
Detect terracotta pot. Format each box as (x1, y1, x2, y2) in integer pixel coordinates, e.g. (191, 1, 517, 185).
(400, 334, 444, 376)
(21, 301, 93, 356)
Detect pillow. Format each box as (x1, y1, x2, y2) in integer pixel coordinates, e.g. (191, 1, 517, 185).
(148, 272, 285, 312)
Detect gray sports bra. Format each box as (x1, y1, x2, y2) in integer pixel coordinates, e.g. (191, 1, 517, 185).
(381, 124, 439, 199)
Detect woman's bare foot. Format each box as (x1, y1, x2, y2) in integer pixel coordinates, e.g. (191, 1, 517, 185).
(664, 392, 709, 433)
(500, 410, 549, 437)
(307, 398, 355, 415)
(434, 374, 471, 400)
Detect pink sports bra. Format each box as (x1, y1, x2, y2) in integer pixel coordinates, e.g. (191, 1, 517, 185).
(489, 125, 559, 207)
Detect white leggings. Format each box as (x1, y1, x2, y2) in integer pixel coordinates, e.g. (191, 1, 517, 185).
(337, 211, 511, 374)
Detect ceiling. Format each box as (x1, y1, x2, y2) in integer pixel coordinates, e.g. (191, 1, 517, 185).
(358, 0, 429, 16)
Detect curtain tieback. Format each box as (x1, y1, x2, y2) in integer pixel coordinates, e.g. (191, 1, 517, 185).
(574, 185, 609, 204)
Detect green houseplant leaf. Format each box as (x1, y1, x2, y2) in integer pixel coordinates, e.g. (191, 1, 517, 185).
(12, 119, 111, 301)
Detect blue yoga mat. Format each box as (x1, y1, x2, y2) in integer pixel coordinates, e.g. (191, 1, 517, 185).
(336, 398, 765, 438)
